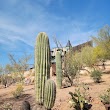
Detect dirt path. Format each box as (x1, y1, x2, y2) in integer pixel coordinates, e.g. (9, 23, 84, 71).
(0, 74, 110, 110)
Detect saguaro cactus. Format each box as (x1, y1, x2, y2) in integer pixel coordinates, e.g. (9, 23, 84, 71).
(44, 79, 56, 110)
(35, 32, 50, 104)
(56, 51, 62, 89)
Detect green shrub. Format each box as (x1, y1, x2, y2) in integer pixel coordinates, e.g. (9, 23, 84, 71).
(90, 70, 102, 83)
(100, 88, 110, 104)
(1, 74, 8, 88)
(12, 83, 24, 99)
(0, 74, 13, 87)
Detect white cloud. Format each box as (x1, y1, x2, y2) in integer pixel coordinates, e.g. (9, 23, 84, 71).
(0, 0, 99, 49)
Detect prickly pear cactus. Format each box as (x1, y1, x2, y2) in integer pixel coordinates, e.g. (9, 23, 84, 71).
(56, 51, 62, 89)
(35, 32, 50, 104)
(44, 79, 56, 110)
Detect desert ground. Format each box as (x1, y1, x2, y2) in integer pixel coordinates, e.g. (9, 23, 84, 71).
(0, 73, 110, 110)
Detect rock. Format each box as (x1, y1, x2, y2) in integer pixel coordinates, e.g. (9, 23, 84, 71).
(30, 76, 35, 83)
(79, 70, 89, 75)
(31, 69, 35, 76)
(62, 77, 71, 88)
(24, 71, 31, 78)
(20, 101, 31, 110)
(24, 78, 31, 85)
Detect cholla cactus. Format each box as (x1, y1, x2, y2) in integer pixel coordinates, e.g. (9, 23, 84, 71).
(69, 84, 91, 110)
(35, 32, 50, 104)
(44, 79, 56, 110)
(56, 51, 62, 89)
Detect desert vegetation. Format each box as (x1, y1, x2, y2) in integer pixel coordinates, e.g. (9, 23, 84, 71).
(0, 25, 110, 110)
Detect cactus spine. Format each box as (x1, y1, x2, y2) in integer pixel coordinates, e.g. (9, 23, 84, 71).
(35, 32, 50, 104)
(44, 79, 56, 110)
(56, 51, 62, 89)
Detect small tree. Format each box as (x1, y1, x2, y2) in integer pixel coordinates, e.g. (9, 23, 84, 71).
(63, 49, 82, 86)
(8, 53, 32, 82)
(4, 64, 13, 74)
(81, 46, 97, 69)
(0, 65, 3, 74)
(92, 25, 110, 60)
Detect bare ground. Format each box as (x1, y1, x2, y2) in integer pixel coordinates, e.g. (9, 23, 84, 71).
(0, 74, 110, 110)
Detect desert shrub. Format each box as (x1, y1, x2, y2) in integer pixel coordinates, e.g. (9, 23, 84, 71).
(100, 88, 110, 104)
(0, 74, 13, 87)
(1, 103, 13, 110)
(69, 83, 92, 110)
(63, 50, 81, 86)
(12, 83, 24, 99)
(0, 75, 2, 84)
(1, 74, 8, 88)
(7, 75, 13, 86)
(90, 70, 102, 83)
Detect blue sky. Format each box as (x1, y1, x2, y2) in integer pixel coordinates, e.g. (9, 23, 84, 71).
(0, 0, 110, 66)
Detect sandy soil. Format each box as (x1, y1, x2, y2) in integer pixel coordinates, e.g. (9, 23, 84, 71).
(0, 74, 110, 110)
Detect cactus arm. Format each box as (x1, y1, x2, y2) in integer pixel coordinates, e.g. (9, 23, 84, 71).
(44, 80, 56, 110)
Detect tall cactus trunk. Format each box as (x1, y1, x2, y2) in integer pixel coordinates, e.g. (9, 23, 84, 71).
(35, 32, 50, 104)
(56, 51, 62, 89)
